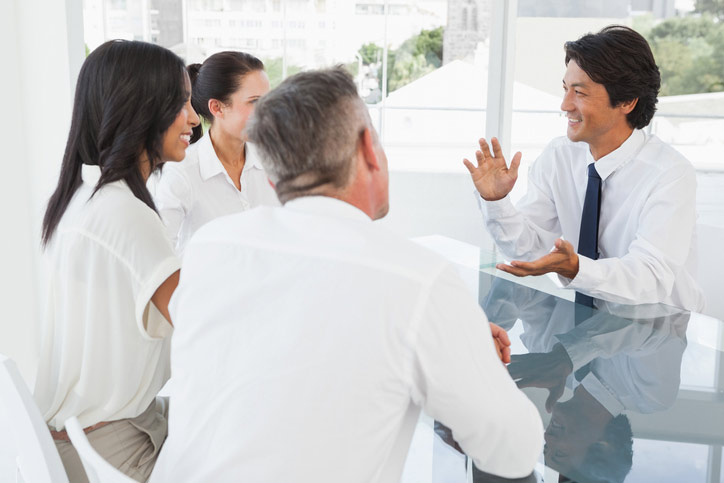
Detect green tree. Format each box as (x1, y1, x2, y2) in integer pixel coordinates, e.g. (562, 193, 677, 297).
(695, 0, 724, 19)
(356, 26, 444, 98)
(261, 57, 302, 89)
(646, 15, 724, 95)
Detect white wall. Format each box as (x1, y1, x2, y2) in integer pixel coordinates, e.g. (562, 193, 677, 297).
(0, 0, 83, 384)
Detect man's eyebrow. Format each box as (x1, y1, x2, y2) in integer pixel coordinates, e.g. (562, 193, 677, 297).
(562, 79, 588, 88)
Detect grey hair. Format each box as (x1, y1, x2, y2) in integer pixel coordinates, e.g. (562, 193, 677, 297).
(246, 66, 369, 203)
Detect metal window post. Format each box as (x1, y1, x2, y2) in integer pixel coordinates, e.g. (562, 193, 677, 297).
(485, 0, 517, 159)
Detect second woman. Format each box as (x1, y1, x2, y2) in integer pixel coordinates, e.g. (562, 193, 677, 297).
(152, 51, 279, 254)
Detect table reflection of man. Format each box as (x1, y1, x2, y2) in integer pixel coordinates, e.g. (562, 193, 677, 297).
(483, 278, 689, 483)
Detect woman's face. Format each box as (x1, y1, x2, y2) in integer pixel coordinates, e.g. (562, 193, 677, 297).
(161, 75, 200, 162)
(215, 70, 270, 141)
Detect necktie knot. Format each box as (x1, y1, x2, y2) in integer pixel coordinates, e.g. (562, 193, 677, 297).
(588, 163, 601, 179)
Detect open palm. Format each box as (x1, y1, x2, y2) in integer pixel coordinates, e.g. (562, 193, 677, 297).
(463, 137, 522, 201)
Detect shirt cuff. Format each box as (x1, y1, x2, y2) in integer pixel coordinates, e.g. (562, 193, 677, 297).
(135, 256, 181, 340)
(580, 372, 625, 416)
(478, 194, 518, 219)
(561, 254, 599, 292)
(555, 332, 600, 370)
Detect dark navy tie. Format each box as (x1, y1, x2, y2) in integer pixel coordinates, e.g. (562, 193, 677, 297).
(575, 163, 601, 308)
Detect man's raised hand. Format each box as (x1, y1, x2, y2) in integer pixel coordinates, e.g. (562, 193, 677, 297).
(463, 137, 522, 201)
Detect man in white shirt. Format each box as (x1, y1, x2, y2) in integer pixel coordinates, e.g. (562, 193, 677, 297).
(464, 25, 705, 311)
(152, 67, 543, 482)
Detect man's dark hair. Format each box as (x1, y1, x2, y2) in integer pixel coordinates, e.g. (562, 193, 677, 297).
(565, 25, 661, 129)
(566, 414, 634, 483)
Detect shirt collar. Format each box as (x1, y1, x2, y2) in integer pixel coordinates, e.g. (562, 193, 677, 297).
(197, 133, 226, 181)
(284, 196, 372, 222)
(198, 134, 265, 181)
(587, 129, 646, 181)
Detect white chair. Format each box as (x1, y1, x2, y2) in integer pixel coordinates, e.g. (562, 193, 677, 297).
(0, 354, 68, 483)
(64, 416, 136, 483)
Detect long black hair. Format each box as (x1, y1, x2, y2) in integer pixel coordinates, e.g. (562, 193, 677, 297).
(187, 51, 264, 143)
(41, 40, 188, 246)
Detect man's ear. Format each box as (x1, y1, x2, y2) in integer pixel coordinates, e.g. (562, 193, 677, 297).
(208, 98, 224, 119)
(360, 127, 380, 172)
(619, 97, 638, 115)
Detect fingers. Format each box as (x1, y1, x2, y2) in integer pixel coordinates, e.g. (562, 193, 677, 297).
(501, 345, 511, 364)
(491, 137, 503, 159)
(496, 262, 536, 277)
(509, 151, 522, 179)
(493, 338, 504, 361)
(554, 238, 573, 253)
(490, 323, 511, 346)
(462, 158, 477, 175)
(545, 384, 565, 413)
(478, 137, 493, 160)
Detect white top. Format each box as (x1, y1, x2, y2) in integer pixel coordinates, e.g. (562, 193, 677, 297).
(481, 130, 705, 312)
(151, 133, 280, 254)
(152, 196, 543, 483)
(34, 165, 179, 431)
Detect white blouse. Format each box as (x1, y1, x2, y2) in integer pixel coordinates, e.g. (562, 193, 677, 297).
(150, 133, 280, 254)
(34, 165, 179, 430)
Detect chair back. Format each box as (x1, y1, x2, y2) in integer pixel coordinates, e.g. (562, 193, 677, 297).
(64, 417, 136, 483)
(0, 354, 68, 482)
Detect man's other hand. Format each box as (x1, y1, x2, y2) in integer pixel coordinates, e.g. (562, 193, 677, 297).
(489, 322, 511, 364)
(508, 344, 573, 412)
(463, 137, 521, 202)
(496, 238, 580, 280)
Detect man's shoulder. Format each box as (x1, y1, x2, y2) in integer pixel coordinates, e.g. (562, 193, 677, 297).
(638, 133, 694, 173)
(188, 206, 453, 283)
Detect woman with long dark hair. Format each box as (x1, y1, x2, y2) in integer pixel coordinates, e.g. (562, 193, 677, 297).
(151, 51, 279, 254)
(35, 39, 199, 481)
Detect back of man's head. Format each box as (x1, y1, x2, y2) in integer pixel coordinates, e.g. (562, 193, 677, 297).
(247, 67, 369, 203)
(564, 25, 661, 130)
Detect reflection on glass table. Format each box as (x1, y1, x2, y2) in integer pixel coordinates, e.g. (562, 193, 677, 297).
(412, 236, 724, 483)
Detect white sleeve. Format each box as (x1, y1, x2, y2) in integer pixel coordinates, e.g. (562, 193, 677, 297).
(153, 165, 192, 252)
(112, 201, 180, 340)
(564, 166, 697, 305)
(410, 266, 543, 478)
(479, 152, 562, 261)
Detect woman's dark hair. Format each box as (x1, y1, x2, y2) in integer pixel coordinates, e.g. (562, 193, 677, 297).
(564, 25, 661, 130)
(41, 39, 188, 246)
(188, 51, 264, 143)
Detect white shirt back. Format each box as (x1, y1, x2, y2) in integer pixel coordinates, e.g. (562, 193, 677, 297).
(34, 165, 179, 430)
(150, 134, 280, 254)
(152, 196, 542, 483)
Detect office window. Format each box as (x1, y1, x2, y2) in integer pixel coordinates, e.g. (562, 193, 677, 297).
(511, 1, 724, 230)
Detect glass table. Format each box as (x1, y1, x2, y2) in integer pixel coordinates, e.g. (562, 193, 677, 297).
(406, 236, 724, 483)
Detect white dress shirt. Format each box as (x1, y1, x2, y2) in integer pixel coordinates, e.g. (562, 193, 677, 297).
(151, 133, 279, 253)
(481, 130, 705, 311)
(34, 165, 178, 430)
(151, 196, 543, 483)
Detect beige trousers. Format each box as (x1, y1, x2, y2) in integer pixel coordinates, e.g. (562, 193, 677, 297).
(55, 397, 169, 483)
